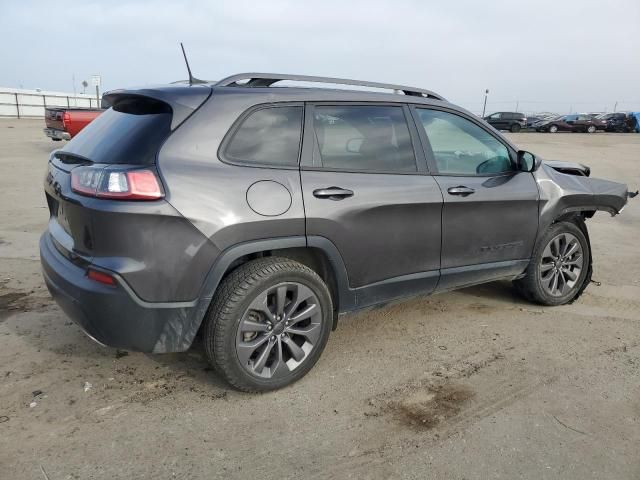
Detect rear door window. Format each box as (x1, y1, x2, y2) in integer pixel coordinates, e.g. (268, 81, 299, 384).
(312, 105, 417, 173)
(224, 106, 303, 167)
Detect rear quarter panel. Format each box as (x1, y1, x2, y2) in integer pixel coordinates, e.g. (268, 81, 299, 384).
(157, 92, 305, 254)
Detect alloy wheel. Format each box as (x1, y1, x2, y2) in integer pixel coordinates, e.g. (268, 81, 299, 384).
(539, 233, 584, 297)
(235, 282, 323, 379)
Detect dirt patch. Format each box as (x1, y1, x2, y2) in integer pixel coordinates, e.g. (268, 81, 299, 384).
(0, 291, 30, 319)
(391, 383, 475, 430)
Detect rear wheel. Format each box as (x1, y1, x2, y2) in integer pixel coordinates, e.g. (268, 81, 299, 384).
(204, 257, 333, 392)
(510, 123, 521, 133)
(587, 125, 597, 133)
(514, 221, 591, 306)
(549, 125, 559, 133)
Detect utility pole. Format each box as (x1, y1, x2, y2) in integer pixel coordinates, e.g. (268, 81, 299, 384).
(515, 100, 519, 112)
(482, 89, 489, 117)
(613, 101, 618, 112)
(91, 75, 102, 107)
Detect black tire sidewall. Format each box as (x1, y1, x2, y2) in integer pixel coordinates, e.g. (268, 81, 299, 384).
(208, 260, 333, 391)
(531, 222, 590, 306)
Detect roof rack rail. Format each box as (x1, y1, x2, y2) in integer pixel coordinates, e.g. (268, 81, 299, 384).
(215, 73, 446, 101)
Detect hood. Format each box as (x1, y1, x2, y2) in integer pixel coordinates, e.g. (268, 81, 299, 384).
(543, 160, 590, 177)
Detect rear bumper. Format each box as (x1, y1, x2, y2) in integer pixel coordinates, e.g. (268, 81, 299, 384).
(40, 232, 198, 353)
(43, 128, 70, 141)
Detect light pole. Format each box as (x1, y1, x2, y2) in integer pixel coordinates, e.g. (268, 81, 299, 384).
(482, 89, 489, 117)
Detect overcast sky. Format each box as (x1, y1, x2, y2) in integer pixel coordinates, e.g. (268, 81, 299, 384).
(1, 0, 639, 114)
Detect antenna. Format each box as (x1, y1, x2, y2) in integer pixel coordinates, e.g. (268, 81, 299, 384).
(180, 43, 206, 85)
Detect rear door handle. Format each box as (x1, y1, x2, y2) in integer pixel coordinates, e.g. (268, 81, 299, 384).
(447, 186, 475, 196)
(313, 187, 354, 200)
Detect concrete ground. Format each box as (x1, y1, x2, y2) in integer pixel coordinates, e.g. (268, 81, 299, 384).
(0, 119, 638, 480)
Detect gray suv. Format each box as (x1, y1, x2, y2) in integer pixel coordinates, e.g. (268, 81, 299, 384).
(40, 73, 631, 391)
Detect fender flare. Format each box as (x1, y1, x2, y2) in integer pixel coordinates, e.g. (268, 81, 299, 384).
(154, 235, 354, 353)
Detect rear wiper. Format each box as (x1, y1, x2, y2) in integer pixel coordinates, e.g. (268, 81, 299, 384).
(53, 152, 93, 166)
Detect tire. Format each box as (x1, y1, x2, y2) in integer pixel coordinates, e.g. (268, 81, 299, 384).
(510, 123, 521, 133)
(514, 221, 591, 306)
(586, 125, 597, 133)
(203, 257, 333, 392)
(549, 125, 558, 133)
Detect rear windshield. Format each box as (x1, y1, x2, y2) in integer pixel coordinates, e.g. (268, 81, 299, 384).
(59, 108, 172, 165)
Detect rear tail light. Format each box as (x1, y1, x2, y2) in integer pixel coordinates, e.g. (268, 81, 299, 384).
(87, 268, 117, 286)
(62, 111, 71, 129)
(71, 166, 164, 200)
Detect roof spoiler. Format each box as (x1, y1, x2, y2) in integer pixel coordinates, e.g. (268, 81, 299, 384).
(103, 85, 212, 130)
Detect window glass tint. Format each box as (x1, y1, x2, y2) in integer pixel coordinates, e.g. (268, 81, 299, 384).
(61, 108, 171, 165)
(488, 113, 501, 119)
(225, 106, 302, 166)
(416, 109, 512, 175)
(313, 106, 416, 172)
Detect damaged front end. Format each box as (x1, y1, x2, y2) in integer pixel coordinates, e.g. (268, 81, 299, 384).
(536, 160, 633, 232)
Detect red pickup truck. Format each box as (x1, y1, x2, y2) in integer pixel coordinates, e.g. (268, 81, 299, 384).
(43, 103, 107, 141)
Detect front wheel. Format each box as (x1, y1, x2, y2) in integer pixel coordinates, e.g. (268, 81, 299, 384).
(549, 125, 559, 133)
(510, 123, 521, 133)
(586, 125, 597, 133)
(514, 221, 591, 306)
(204, 257, 333, 392)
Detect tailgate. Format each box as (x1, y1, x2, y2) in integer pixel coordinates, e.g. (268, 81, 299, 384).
(45, 108, 64, 130)
(44, 156, 95, 263)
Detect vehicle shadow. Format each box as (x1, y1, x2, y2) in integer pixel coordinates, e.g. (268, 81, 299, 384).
(458, 279, 530, 305)
(5, 278, 536, 397)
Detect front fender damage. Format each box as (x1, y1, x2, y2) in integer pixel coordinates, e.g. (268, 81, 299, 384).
(535, 163, 630, 232)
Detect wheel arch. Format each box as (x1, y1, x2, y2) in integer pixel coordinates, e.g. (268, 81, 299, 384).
(201, 236, 354, 331)
(539, 209, 594, 246)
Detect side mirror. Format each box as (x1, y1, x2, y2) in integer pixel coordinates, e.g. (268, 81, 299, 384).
(517, 150, 540, 172)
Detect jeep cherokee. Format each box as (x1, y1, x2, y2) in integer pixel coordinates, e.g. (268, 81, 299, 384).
(40, 73, 631, 391)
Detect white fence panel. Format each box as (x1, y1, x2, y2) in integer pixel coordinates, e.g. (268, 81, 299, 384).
(0, 88, 100, 118)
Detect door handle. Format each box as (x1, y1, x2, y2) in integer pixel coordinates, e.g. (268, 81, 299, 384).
(313, 187, 354, 200)
(447, 186, 475, 196)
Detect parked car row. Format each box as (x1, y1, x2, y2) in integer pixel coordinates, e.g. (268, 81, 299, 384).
(44, 103, 640, 142)
(534, 114, 607, 133)
(484, 111, 640, 134)
(596, 112, 639, 133)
